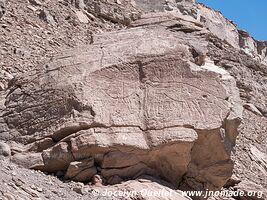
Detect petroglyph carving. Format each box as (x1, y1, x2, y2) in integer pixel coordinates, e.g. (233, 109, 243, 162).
(1, 20, 242, 191)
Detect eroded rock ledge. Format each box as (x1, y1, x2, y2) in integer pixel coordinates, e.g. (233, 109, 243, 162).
(0, 13, 242, 192)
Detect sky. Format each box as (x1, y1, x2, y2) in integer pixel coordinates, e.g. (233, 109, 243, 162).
(197, 0, 267, 41)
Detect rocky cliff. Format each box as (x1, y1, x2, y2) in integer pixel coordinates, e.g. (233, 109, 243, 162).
(0, 0, 266, 200)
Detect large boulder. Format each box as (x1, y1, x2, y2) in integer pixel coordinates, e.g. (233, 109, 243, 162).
(0, 13, 242, 191)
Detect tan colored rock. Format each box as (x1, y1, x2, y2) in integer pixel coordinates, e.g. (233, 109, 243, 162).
(69, 127, 197, 185)
(92, 174, 103, 186)
(102, 151, 142, 169)
(70, 167, 97, 182)
(101, 163, 156, 180)
(65, 157, 97, 182)
(75, 11, 89, 24)
(11, 153, 44, 170)
(53, 120, 94, 142)
(27, 138, 55, 152)
(42, 142, 74, 172)
(1, 11, 242, 192)
(0, 0, 267, 198)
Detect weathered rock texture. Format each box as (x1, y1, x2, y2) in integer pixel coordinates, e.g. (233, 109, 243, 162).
(0, 11, 242, 193)
(0, 0, 266, 200)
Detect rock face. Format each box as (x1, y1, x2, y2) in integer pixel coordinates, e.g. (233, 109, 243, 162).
(0, 0, 266, 200)
(0, 12, 242, 193)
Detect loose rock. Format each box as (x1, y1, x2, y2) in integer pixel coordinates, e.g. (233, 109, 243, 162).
(0, 142, 11, 157)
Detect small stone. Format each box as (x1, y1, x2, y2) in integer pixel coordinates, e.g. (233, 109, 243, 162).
(0, 82, 5, 91)
(0, 141, 11, 157)
(115, 0, 122, 5)
(27, 5, 38, 12)
(38, 9, 56, 25)
(74, 0, 85, 9)
(244, 103, 263, 116)
(30, 184, 37, 190)
(28, 0, 42, 6)
(72, 184, 89, 195)
(224, 174, 241, 188)
(92, 175, 103, 186)
(52, 190, 58, 194)
(13, 178, 25, 187)
(44, 194, 51, 199)
(73, 187, 83, 195)
(75, 10, 89, 24)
